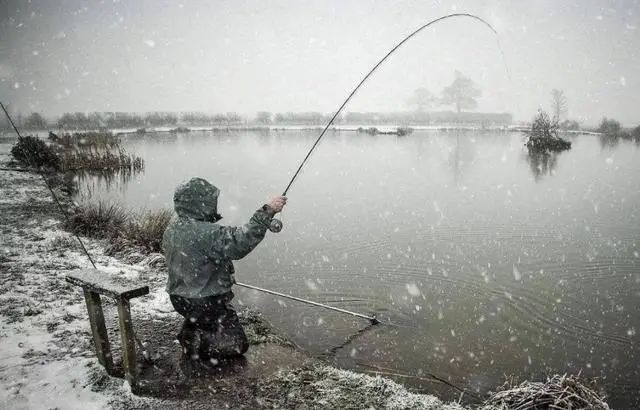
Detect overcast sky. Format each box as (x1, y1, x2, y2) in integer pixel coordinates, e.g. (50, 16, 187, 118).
(1, 0, 638, 125)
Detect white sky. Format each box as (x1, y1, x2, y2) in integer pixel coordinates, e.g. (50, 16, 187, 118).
(1, 0, 639, 125)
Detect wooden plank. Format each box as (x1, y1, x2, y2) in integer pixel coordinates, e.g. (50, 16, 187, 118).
(83, 289, 115, 374)
(117, 297, 138, 389)
(66, 269, 149, 300)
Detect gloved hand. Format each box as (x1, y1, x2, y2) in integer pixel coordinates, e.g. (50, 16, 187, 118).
(266, 195, 287, 213)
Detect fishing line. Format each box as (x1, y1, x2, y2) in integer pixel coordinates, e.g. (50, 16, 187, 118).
(281, 13, 510, 197)
(1, 102, 97, 269)
(2, 102, 161, 361)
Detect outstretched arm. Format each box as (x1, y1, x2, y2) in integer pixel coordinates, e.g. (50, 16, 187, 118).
(219, 196, 286, 260)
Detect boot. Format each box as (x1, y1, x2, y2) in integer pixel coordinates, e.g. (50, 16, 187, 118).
(176, 321, 199, 360)
(198, 326, 248, 362)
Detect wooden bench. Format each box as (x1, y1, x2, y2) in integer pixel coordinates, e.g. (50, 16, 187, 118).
(66, 269, 149, 390)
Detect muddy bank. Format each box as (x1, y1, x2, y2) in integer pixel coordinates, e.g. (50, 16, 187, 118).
(0, 143, 466, 409)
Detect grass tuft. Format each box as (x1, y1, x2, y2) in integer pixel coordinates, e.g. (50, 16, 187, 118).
(58, 148, 144, 172)
(64, 201, 128, 238)
(121, 209, 173, 253)
(49, 131, 121, 149)
(65, 202, 172, 254)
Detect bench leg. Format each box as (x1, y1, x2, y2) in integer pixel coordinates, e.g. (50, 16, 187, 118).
(116, 297, 138, 390)
(83, 289, 114, 374)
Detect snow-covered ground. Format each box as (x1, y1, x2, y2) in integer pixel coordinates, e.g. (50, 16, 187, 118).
(0, 160, 173, 408)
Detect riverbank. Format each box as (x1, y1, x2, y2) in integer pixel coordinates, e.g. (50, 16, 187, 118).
(0, 145, 467, 409)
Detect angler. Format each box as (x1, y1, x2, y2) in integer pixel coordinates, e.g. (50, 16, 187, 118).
(161, 12, 505, 364)
(162, 177, 286, 363)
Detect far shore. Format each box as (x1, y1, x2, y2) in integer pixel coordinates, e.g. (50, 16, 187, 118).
(3, 124, 602, 136)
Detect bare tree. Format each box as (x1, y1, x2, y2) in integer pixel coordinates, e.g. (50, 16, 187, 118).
(407, 88, 435, 112)
(441, 71, 481, 113)
(551, 89, 567, 120)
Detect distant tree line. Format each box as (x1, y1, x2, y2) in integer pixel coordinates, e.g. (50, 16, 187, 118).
(1, 111, 249, 130)
(0, 109, 514, 130)
(342, 111, 512, 126)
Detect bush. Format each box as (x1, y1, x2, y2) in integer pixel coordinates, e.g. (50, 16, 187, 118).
(597, 117, 638, 140)
(559, 119, 580, 131)
(526, 111, 571, 152)
(530, 111, 558, 139)
(10, 135, 61, 169)
(396, 127, 414, 136)
(598, 117, 622, 135)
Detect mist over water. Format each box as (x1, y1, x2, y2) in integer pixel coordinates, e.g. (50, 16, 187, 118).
(77, 129, 640, 406)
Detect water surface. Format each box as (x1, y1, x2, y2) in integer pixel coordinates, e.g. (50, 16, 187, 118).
(77, 130, 640, 407)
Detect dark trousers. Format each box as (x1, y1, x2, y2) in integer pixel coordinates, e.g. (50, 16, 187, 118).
(170, 292, 248, 359)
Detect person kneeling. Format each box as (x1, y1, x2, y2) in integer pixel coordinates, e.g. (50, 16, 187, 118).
(162, 177, 286, 362)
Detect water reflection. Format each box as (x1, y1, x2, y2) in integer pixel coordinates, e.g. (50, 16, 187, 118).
(599, 133, 640, 149)
(447, 133, 477, 186)
(73, 167, 141, 200)
(525, 150, 559, 181)
(599, 133, 621, 149)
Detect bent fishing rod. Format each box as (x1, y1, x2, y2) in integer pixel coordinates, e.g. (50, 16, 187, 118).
(266, 12, 507, 234)
(247, 13, 508, 324)
(4, 13, 507, 327)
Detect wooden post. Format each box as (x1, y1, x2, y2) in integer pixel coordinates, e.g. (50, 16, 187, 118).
(83, 289, 114, 374)
(116, 297, 138, 390)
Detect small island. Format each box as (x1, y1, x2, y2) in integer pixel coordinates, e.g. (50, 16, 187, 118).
(525, 110, 571, 152)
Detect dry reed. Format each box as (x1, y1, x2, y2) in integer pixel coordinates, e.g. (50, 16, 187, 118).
(481, 374, 609, 410)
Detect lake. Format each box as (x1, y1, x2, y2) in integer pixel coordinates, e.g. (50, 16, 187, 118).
(76, 129, 640, 407)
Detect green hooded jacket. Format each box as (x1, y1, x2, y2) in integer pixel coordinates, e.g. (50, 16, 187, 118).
(162, 177, 275, 298)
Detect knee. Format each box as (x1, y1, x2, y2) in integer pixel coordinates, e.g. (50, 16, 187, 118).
(225, 329, 249, 356)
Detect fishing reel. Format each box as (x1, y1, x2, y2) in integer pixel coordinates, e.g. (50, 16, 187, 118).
(269, 218, 283, 233)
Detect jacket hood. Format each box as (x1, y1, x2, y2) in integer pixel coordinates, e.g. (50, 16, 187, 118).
(173, 177, 221, 221)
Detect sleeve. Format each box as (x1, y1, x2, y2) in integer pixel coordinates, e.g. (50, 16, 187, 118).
(218, 205, 276, 260)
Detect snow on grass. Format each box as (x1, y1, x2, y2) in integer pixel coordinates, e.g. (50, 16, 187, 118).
(256, 362, 465, 409)
(0, 164, 174, 408)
